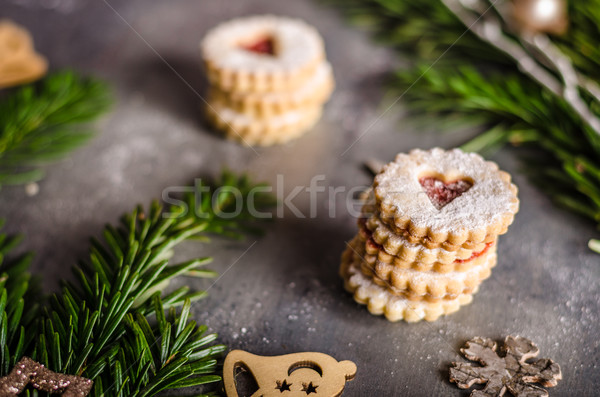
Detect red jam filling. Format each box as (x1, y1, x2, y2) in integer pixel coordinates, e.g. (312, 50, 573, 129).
(358, 218, 383, 251)
(358, 217, 367, 229)
(454, 241, 494, 263)
(241, 37, 275, 55)
(359, 214, 494, 264)
(366, 237, 382, 251)
(418, 177, 473, 210)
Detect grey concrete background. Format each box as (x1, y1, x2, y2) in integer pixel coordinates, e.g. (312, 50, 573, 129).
(0, 0, 598, 395)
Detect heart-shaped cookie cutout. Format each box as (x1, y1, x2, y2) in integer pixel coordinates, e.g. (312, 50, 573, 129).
(241, 36, 275, 55)
(419, 177, 473, 210)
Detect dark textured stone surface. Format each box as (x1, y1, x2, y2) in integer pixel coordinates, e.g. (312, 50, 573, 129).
(0, 1, 598, 395)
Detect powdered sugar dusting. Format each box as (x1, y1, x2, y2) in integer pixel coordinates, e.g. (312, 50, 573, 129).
(374, 148, 519, 234)
(419, 176, 472, 210)
(201, 15, 324, 73)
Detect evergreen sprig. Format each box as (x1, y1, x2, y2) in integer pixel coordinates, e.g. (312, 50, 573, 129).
(324, 0, 600, 247)
(0, 171, 275, 396)
(0, 220, 41, 377)
(0, 71, 112, 187)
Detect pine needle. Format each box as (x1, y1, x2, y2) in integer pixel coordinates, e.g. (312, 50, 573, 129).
(0, 221, 41, 377)
(0, 71, 112, 187)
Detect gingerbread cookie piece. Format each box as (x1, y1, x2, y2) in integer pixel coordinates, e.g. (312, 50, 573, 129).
(450, 336, 561, 397)
(373, 148, 519, 246)
(0, 357, 93, 396)
(201, 15, 324, 93)
(0, 20, 48, 88)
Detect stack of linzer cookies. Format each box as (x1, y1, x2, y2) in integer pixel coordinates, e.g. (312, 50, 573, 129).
(341, 148, 520, 322)
(201, 15, 334, 146)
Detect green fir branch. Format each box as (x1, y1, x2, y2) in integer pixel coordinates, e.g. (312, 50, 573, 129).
(0, 221, 41, 377)
(324, 0, 600, 239)
(0, 71, 112, 187)
(111, 297, 225, 397)
(0, 171, 275, 396)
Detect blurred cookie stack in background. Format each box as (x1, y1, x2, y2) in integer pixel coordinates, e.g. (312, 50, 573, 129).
(341, 148, 520, 322)
(201, 15, 334, 146)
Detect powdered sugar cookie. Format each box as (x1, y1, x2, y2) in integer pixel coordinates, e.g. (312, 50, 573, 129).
(339, 148, 518, 322)
(360, 215, 490, 261)
(346, 236, 495, 301)
(361, 190, 495, 251)
(204, 100, 322, 146)
(358, 245, 497, 302)
(0, 20, 47, 88)
(373, 148, 519, 246)
(361, 234, 497, 273)
(209, 61, 334, 117)
(201, 15, 325, 93)
(340, 246, 475, 322)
